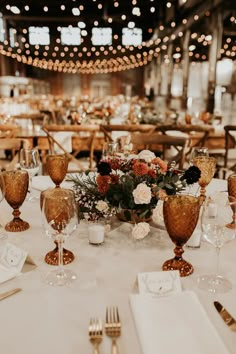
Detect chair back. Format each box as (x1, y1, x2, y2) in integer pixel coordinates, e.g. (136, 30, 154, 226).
(0, 138, 29, 171)
(100, 124, 156, 142)
(42, 124, 99, 171)
(224, 125, 236, 173)
(0, 124, 19, 138)
(131, 132, 190, 169)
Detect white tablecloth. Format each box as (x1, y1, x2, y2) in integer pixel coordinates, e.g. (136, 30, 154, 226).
(0, 178, 236, 354)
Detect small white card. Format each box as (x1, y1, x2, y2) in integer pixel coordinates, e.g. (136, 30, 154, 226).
(0, 242, 33, 283)
(137, 270, 182, 297)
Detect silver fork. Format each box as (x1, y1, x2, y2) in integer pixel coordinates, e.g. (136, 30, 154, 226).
(89, 318, 103, 354)
(105, 306, 121, 354)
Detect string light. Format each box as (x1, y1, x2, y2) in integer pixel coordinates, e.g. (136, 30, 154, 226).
(0, 2, 234, 73)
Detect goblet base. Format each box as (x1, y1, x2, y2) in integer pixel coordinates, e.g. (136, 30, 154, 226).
(162, 257, 194, 277)
(197, 274, 232, 293)
(226, 221, 236, 229)
(44, 268, 77, 286)
(44, 246, 75, 266)
(5, 218, 30, 232)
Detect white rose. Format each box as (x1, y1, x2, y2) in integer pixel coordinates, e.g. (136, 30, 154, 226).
(152, 201, 164, 225)
(138, 149, 156, 163)
(132, 222, 150, 240)
(96, 200, 109, 213)
(133, 183, 152, 204)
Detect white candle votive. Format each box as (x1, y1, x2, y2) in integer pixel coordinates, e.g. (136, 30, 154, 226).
(88, 224, 105, 245)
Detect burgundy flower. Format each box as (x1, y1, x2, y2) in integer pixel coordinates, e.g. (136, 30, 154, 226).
(97, 161, 112, 176)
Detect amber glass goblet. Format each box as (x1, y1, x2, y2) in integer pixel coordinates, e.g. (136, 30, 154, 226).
(227, 174, 236, 229)
(193, 156, 216, 198)
(40, 189, 75, 266)
(46, 154, 68, 188)
(3, 170, 30, 232)
(162, 195, 201, 277)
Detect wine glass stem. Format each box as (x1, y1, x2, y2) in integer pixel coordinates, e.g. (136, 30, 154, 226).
(215, 246, 221, 277)
(28, 173, 32, 195)
(57, 237, 65, 278)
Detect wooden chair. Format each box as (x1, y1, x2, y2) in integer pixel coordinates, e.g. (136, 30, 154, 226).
(130, 132, 190, 169)
(223, 125, 236, 177)
(42, 124, 100, 171)
(12, 113, 45, 130)
(0, 124, 19, 138)
(100, 124, 156, 142)
(0, 138, 30, 171)
(157, 124, 214, 153)
(40, 110, 57, 124)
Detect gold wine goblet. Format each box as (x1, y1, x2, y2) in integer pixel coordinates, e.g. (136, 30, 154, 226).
(46, 153, 69, 188)
(3, 170, 30, 232)
(162, 194, 201, 277)
(227, 174, 236, 229)
(193, 156, 216, 199)
(40, 189, 75, 266)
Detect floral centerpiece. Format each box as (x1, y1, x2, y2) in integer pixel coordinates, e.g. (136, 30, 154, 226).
(70, 150, 200, 238)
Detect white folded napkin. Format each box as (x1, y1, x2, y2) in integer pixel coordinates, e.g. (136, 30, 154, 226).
(130, 291, 229, 354)
(0, 241, 36, 283)
(53, 131, 73, 153)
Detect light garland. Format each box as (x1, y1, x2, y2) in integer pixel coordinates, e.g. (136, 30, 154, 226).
(0, 1, 235, 73)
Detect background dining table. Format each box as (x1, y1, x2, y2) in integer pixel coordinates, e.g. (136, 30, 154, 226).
(0, 177, 235, 354)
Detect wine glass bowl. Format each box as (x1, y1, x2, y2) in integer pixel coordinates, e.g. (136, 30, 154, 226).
(46, 154, 68, 188)
(162, 195, 201, 277)
(193, 156, 216, 198)
(190, 147, 209, 163)
(198, 192, 236, 293)
(41, 188, 78, 286)
(227, 174, 236, 229)
(102, 141, 118, 160)
(19, 148, 40, 201)
(3, 170, 30, 232)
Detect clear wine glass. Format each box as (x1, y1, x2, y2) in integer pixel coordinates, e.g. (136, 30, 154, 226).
(190, 147, 209, 164)
(41, 188, 78, 286)
(197, 192, 236, 293)
(19, 148, 40, 202)
(102, 141, 118, 160)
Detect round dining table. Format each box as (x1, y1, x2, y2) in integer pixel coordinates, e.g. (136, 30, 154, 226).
(0, 177, 235, 354)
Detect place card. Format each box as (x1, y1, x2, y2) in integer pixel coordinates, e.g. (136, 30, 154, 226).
(137, 270, 182, 297)
(0, 242, 36, 284)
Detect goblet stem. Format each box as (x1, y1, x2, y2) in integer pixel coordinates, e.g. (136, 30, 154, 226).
(199, 186, 206, 198)
(215, 247, 221, 278)
(57, 236, 65, 279)
(5, 208, 30, 232)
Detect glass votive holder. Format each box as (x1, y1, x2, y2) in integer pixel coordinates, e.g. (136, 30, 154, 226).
(88, 223, 105, 245)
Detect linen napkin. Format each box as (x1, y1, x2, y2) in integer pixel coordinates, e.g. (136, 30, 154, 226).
(0, 241, 36, 283)
(130, 291, 229, 354)
(53, 131, 73, 153)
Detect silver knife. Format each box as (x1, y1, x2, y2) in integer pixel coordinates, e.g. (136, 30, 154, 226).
(0, 288, 22, 301)
(214, 301, 236, 331)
